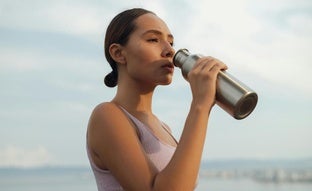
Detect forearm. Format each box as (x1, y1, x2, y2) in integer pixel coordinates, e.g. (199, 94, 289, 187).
(153, 101, 212, 190)
(152, 55, 226, 190)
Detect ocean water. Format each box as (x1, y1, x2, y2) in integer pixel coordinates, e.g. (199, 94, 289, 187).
(1, 160, 312, 191)
(0, 167, 97, 191)
(196, 177, 312, 191)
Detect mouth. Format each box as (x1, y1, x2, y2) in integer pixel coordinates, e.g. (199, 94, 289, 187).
(162, 63, 174, 69)
(161, 63, 175, 73)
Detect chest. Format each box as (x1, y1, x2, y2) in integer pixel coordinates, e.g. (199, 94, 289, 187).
(134, 114, 178, 147)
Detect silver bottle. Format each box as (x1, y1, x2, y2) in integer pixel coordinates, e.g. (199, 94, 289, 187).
(173, 49, 258, 120)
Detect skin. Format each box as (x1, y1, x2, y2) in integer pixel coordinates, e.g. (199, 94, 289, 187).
(87, 13, 227, 191)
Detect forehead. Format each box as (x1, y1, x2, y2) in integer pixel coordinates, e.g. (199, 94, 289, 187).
(134, 13, 172, 36)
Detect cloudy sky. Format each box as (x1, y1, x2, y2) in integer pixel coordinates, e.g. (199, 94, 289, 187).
(0, 0, 311, 167)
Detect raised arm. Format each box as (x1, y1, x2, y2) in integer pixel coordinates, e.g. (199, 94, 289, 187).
(88, 57, 227, 191)
(153, 57, 227, 190)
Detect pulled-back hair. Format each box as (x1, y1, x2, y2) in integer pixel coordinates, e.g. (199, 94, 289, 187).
(104, 8, 154, 87)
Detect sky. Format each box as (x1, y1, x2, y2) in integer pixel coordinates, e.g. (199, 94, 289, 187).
(0, 0, 311, 167)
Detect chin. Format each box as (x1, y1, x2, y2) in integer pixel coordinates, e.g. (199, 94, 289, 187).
(158, 79, 173, 86)
(156, 74, 173, 86)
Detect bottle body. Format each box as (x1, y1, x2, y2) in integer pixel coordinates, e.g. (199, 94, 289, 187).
(173, 49, 258, 120)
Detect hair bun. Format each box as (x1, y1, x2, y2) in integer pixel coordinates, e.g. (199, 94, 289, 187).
(104, 71, 117, 87)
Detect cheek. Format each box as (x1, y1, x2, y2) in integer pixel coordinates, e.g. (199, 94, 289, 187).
(126, 44, 155, 67)
(126, 54, 155, 82)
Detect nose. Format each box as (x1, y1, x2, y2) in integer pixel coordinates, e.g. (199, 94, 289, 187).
(161, 42, 175, 58)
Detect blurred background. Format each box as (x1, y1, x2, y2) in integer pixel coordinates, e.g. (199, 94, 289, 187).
(0, 0, 311, 190)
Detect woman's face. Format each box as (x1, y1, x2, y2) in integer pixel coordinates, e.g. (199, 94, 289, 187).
(121, 13, 175, 86)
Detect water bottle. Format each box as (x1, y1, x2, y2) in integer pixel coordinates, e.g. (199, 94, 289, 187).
(173, 49, 258, 120)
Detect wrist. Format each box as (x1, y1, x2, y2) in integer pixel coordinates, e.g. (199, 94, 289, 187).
(190, 99, 214, 114)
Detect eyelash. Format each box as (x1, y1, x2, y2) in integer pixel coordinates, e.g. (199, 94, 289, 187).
(147, 39, 174, 47)
(148, 38, 159, 43)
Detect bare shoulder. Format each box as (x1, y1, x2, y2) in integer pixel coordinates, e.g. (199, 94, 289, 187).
(88, 102, 124, 126)
(91, 102, 119, 118)
(87, 102, 139, 153)
(87, 102, 131, 136)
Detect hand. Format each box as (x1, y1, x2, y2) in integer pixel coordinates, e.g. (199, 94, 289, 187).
(187, 56, 228, 107)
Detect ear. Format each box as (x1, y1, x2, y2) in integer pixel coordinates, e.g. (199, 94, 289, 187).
(109, 43, 126, 64)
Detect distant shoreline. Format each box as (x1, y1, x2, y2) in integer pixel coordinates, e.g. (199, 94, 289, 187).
(199, 158, 312, 184)
(1, 158, 312, 170)
(1, 159, 312, 185)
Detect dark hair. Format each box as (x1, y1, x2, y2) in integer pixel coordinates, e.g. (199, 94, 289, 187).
(104, 8, 154, 87)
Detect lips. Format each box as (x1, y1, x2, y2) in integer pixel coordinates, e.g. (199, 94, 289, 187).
(161, 63, 174, 69)
(161, 62, 175, 73)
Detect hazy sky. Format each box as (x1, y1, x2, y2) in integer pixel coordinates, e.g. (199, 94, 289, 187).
(0, 0, 311, 167)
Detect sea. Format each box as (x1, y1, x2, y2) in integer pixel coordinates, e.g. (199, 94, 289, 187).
(1, 159, 312, 191)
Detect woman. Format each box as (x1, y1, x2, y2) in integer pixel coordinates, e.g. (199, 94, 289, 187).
(86, 8, 227, 191)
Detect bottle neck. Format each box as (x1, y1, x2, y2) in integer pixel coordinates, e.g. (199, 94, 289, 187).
(173, 49, 190, 68)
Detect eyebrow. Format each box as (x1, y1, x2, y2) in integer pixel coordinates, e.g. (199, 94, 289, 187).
(142, 29, 174, 40)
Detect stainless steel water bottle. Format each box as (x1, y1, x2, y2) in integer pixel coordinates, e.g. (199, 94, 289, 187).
(173, 49, 258, 120)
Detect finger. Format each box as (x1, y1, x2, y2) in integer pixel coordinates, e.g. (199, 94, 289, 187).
(191, 58, 209, 73)
(195, 57, 216, 71)
(206, 59, 227, 72)
(201, 60, 221, 72)
(193, 57, 228, 72)
(209, 63, 228, 74)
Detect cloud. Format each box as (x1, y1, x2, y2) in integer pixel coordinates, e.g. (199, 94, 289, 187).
(0, 0, 183, 41)
(0, 145, 53, 167)
(0, 0, 112, 43)
(0, 47, 48, 71)
(166, 0, 312, 96)
(0, 0, 311, 164)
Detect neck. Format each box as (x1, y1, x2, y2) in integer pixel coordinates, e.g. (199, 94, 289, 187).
(113, 81, 155, 114)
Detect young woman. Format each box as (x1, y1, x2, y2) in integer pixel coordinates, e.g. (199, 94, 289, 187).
(86, 8, 227, 191)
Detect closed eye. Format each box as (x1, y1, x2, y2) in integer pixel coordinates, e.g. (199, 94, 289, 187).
(147, 38, 159, 43)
